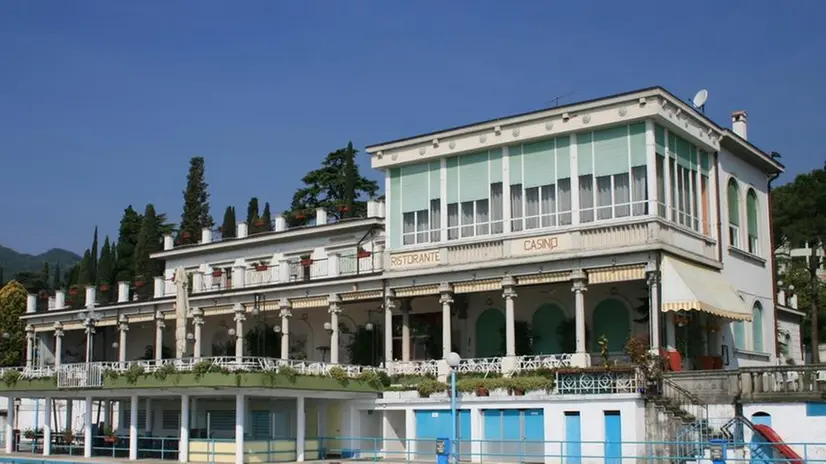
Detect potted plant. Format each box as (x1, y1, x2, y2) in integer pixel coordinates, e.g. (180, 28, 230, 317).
(300, 255, 313, 267)
(68, 286, 79, 297)
(212, 269, 223, 277)
(181, 231, 192, 239)
(23, 428, 36, 440)
(99, 282, 110, 293)
(357, 247, 371, 259)
(475, 383, 490, 397)
(38, 290, 49, 300)
(62, 428, 74, 444)
(103, 426, 117, 444)
(254, 218, 266, 227)
(134, 278, 146, 288)
(294, 210, 307, 220)
(338, 204, 350, 213)
(255, 263, 268, 272)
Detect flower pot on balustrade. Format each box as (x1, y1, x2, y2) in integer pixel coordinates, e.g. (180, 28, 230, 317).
(255, 264, 268, 272)
(99, 283, 110, 293)
(300, 257, 313, 267)
(254, 219, 266, 228)
(357, 250, 371, 259)
(134, 280, 146, 289)
(68, 286, 79, 297)
(475, 385, 490, 397)
(212, 270, 223, 278)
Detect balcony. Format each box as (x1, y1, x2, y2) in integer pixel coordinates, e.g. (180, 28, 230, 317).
(388, 217, 717, 272)
(666, 364, 826, 403)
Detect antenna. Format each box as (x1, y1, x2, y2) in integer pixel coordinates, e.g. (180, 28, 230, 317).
(692, 89, 709, 113)
(546, 91, 575, 108)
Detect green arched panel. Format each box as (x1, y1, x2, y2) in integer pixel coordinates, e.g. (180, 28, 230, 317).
(475, 308, 505, 358)
(591, 299, 630, 352)
(532, 304, 566, 354)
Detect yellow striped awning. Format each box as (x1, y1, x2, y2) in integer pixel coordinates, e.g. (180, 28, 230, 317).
(661, 256, 751, 321)
(453, 279, 500, 294)
(588, 264, 646, 284)
(394, 284, 440, 298)
(516, 272, 570, 286)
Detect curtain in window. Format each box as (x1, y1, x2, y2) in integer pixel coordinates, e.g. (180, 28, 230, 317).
(596, 176, 612, 220)
(579, 175, 594, 223)
(558, 178, 572, 225)
(632, 166, 648, 216)
(656, 156, 666, 217)
(510, 184, 523, 232)
(490, 183, 504, 234)
(746, 190, 758, 239)
(614, 173, 630, 218)
(727, 179, 740, 225)
(461, 201, 474, 237)
(430, 199, 441, 242)
(690, 171, 699, 230)
(416, 209, 429, 243)
(541, 184, 556, 227)
(525, 187, 540, 229)
(447, 203, 459, 240)
(403, 212, 415, 245)
(476, 199, 490, 236)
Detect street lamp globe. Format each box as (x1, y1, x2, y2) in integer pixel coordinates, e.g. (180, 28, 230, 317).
(228, 328, 236, 337)
(112, 341, 119, 349)
(445, 351, 461, 368)
(323, 322, 332, 331)
(365, 322, 374, 332)
(2, 332, 9, 340)
(186, 333, 194, 341)
(273, 325, 281, 334)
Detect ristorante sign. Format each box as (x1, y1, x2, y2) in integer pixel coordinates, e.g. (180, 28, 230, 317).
(389, 250, 441, 270)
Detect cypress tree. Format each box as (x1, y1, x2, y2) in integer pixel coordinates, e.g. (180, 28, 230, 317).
(90, 226, 98, 283)
(261, 202, 273, 231)
(115, 206, 142, 283)
(52, 263, 61, 290)
(134, 205, 163, 299)
(221, 206, 237, 238)
(343, 141, 356, 218)
(97, 237, 115, 302)
(179, 157, 213, 243)
(41, 262, 50, 290)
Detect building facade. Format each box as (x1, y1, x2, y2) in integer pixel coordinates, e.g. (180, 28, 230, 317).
(3, 86, 798, 464)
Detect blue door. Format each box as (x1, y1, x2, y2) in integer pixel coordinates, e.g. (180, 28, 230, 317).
(482, 409, 545, 462)
(523, 409, 545, 461)
(604, 411, 622, 464)
(415, 410, 470, 459)
(565, 412, 581, 464)
(750, 413, 773, 464)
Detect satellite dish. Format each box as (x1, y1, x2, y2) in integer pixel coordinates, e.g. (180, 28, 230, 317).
(692, 89, 709, 110)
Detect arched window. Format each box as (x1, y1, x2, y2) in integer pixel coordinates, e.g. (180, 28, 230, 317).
(727, 179, 741, 248)
(746, 189, 759, 255)
(734, 321, 746, 350)
(752, 302, 764, 352)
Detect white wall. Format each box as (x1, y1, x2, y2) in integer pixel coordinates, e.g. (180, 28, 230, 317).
(718, 149, 775, 367)
(743, 403, 826, 460)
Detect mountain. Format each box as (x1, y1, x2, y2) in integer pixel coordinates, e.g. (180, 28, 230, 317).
(0, 245, 81, 284)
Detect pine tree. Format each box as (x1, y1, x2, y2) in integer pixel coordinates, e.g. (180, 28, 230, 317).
(134, 205, 164, 299)
(41, 262, 50, 291)
(0, 280, 27, 367)
(97, 237, 115, 302)
(221, 206, 237, 238)
(261, 202, 273, 231)
(115, 206, 142, 283)
(285, 141, 379, 225)
(52, 263, 61, 290)
(246, 197, 260, 233)
(90, 226, 99, 284)
(179, 157, 213, 243)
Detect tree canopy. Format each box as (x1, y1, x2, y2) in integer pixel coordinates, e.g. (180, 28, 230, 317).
(115, 206, 142, 283)
(772, 165, 826, 361)
(221, 206, 237, 238)
(284, 142, 379, 225)
(0, 280, 26, 366)
(179, 156, 213, 243)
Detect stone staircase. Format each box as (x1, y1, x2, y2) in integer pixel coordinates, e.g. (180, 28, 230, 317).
(645, 377, 714, 461)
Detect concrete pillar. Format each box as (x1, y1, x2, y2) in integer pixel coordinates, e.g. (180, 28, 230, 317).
(329, 295, 341, 364)
(279, 300, 292, 360)
(5, 395, 14, 453)
(328, 253, 340, 277)
(296, 397, 305, 462)
(85, 286, 96, 308)
(118, 315, 128, 365)
(316, 207, 328, 225)
(26, 294, 36, 313)
(25, 325, 35, 368)
(155, 312, 165, 361)
(84, 396, 93, 458)
(233, 304, 245, 361)
(129, 395, 138, 460)
(193, 308, 204, 359)
(179, 395, 189, 463)
(274, 216, 286, 232)
(54, 290, 66, 309)
(65, 400, 73, 435)
(401, 300, 411, 362)
(43, 397, 52, 456)
(502, 277, 517, 357)
(84, 323, 94, 363)
(54, 324, 64, 368)
(153, 276, 164, 298)
(439, 283, 453, 358)
(647, 267, 661, 351)
(232, 259, 246, 289)
(103, 400, 111, 429)
(571, 270, 590, 367)
(201, 228, 212, 244)
(192, 270, 204, 294)
(237, 222, 249, 238)
(117, 282, 130, 303)
(235, 393, 245, 464)
(384, 293, 395, 367)
(163, 234, 174, 250)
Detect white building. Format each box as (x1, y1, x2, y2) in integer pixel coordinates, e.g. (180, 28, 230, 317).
(5, 86, 820, 464)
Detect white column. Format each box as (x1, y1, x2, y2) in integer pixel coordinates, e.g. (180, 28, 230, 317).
(279, 302, 292, 360)
(155, 312, 165, 361)
(401, 300, 411, 362)
(84, 323, 94, 363)
(54, 325, 64, 369)
(235, 393, 245, 464)
(5, 395, 14, 453)
(25, 325, 35, 368)
(43, 397, 52, 456)
(384, 293, 395, 367)
(233, 304, 245, 361)
(179, 395, 190, 463)
(502, 277, 517, 357)
(296, 397, 306, 462)
(193, 308, 204, 359)
(663, 128, 672, 219)
(647, 266, 661, 351)
(439, 283, 453, 357)
(144, 399, 152, 434)
(329, 295, 342, 364)
(665, 312, 677, 351)
(570, 133, 580, 226)
(645, 119, 658, 215)
(571, 270, 590, 367)
(469, 408, 482, 463)
(84, 396, 93, 458)
(129, 395, 138, 460)
(118, 316, 128, 365)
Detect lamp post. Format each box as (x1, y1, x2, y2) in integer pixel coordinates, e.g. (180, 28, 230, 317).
(365, 322, 375, 366)
(445, 351, 461, 464)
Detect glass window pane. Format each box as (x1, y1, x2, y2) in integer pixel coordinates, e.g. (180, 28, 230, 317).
(510, 184, 523, 232)
(525, 187, 540, 230)
(614, 173, 630, 218)
(403, 212, 415, 245)
(416, 209, 429, 243)
(476, 199, 490, 236)
(596, 175, 612, 220)
(430, 199, 441, 242)
(558, 178, 572, 225)
(579, 175, 594, 223)
(447, 203, 459, 240)
(490, 183, 504, 234)
(461, 201, 475, 238)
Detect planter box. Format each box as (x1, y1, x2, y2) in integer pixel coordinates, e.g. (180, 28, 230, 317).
(430, 391, 448, 399)
(103, 372, 380, 392)
(382, 391, 401, 400)
(490, 388, 509, 397)
(399, 390, 420, 400)
(460, 392, 475, 399)
(525, 389, 546, 398)
(0, 377, 57, 392)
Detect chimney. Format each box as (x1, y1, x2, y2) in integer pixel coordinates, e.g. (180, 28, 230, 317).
(732, 110, 748, 140)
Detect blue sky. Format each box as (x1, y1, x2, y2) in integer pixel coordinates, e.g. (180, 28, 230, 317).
(1, 1, 823, 255)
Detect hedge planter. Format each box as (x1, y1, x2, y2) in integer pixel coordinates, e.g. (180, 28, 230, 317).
(102, 372, 380, 392)
(0, 377, 58, 392)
